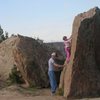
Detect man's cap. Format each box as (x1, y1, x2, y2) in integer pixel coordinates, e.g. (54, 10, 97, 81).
(51, 52, 56, 56)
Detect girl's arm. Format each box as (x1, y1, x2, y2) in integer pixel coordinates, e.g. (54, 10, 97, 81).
(68, 36, 72, 42)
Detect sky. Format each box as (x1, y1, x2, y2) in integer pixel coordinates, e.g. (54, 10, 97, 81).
(0, 0, 100, 42)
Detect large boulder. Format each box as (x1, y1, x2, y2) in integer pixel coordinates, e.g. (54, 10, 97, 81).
(61, 7, 100, 99)
(0, 35, 62, 87)
(46, 42, 65, 57)
(0, 37, 17, 81)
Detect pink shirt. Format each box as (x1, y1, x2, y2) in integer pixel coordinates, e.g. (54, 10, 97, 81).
(64, 38, 71, 48)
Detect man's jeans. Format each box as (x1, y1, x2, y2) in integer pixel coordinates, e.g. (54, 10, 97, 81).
(48, 71, 57, 93)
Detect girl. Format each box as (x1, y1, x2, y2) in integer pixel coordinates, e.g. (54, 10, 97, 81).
(63, 36, 72, 63)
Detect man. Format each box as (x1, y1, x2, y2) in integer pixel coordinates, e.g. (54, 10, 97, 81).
(48, 52, 63, 95)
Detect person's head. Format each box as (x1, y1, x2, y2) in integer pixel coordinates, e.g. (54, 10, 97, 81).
(51, 52, 56, 59)
(63, 36, 67, 41)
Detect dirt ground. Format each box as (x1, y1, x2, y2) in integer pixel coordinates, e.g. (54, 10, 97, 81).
(0, 85, 65, 100)
(0, 85, 100, 100)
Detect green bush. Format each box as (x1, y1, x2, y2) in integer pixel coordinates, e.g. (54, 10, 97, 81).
(56, 88, 64, 96)
(9, 65, 24, 84)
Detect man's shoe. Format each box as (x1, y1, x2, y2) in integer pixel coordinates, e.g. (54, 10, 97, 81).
(51, 92, 55, 96)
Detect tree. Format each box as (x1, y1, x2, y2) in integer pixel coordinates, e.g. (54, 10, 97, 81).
(0, 26, 4, 43)
(0, 26, 3, 35)
(0, 26, 9, 43)
(5, 31, 9, 39)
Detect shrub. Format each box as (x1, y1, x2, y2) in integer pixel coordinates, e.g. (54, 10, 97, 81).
(9, 65, 24, 84)
(56, 88, 64, 96)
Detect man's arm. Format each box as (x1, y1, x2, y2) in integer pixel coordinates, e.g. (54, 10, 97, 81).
(54, 63, 63, 68)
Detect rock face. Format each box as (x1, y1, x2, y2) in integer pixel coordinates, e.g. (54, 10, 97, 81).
(13, 35, 50, 87)
(62, 7, 100, 99)
(0, 37, 17, 80)
(0, 35, 62, 87)
(46, 42, 65, 58)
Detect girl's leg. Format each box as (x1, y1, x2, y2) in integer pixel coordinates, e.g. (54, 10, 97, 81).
(65, 47, 68, 57)
(66, 47, 71, 63)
